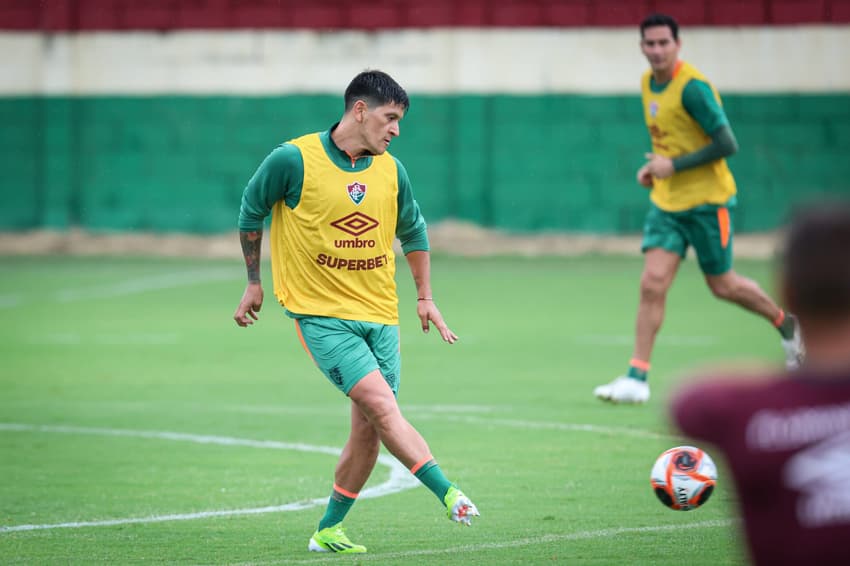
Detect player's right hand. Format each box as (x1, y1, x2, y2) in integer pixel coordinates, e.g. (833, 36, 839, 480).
(637, 164, 653, 188)
(234, 283, 263, 327)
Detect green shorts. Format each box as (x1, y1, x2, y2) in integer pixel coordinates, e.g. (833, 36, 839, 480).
(641, 203, 734, 275)
(293, 316, 401, 396)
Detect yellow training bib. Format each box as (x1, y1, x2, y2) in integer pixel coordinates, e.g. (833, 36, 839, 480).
(270, 133, 401, 324)
(641, 61, 736, 211)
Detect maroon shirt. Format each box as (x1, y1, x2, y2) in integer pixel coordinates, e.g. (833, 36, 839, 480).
(672, 370, 850, 566)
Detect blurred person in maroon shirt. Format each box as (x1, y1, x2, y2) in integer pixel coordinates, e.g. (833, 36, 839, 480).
(671, 202, 850, 566)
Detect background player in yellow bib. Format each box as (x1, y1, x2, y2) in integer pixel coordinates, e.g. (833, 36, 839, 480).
(233, 70, 478, 554)
(593, 13, 805, 404)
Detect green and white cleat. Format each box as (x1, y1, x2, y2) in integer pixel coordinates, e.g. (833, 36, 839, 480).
(594, 376, 650, 404)
(307, 524, 367, 554)
(781, 314, 805, 370)
(444, 486, 480, 526)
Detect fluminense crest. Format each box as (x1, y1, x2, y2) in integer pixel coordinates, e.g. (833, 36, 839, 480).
(347, 182, 366, 205)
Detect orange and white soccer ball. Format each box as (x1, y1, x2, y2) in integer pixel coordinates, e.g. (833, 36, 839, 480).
(650, 446, 717, 510)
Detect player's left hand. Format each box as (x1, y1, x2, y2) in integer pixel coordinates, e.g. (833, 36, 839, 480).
(417, 300, 458, 344)
(643, 152, 675, 179)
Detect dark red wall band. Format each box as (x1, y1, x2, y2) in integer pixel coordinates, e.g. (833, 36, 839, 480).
(1, 0, 847, 31)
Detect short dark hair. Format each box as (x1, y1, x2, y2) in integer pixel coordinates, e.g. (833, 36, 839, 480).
(782, 202, 850, 321)
(640, 13, 679, 40)
(344, 70, 410, 112)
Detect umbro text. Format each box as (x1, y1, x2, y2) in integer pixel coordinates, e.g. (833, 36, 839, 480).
(334, 239, 376, 248)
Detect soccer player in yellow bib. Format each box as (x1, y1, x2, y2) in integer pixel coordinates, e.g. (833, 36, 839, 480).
(593, 14, 805, 404)
(233, 70, 478, 553)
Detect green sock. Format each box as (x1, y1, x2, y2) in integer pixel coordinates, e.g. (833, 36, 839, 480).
(627, 365, 648, 382)
(413, 459, 453, 502)
(317, 488, 356, 531)
(777, 312, 796, 340)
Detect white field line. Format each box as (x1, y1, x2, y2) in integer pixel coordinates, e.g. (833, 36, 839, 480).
(0, 403, 678, 440)
(0, 423, 419, 534)
(225, 404, 499, 416)
(0, 267, 242, 309)
(54, 268, 241, 302)
(239, 519, 736, 565)
(29, 332, 181, 345)
(222, 405, 677, 439)
(411, 414, 679, 440)
(403, 404, 497, 413)
(0, 294, 22, 308)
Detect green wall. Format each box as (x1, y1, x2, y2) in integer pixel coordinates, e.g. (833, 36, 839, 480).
(3, 94, 848, 234)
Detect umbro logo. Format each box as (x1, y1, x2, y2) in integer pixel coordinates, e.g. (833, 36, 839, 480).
(330, 212, 379, 237)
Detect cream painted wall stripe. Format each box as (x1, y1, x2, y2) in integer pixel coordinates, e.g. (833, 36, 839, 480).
(2, 26, 849, 95)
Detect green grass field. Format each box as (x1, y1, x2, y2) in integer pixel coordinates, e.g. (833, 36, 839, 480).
(0, 253, 786, 564)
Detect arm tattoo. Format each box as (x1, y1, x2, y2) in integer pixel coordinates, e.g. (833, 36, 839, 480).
(240, 230, 263, 283)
